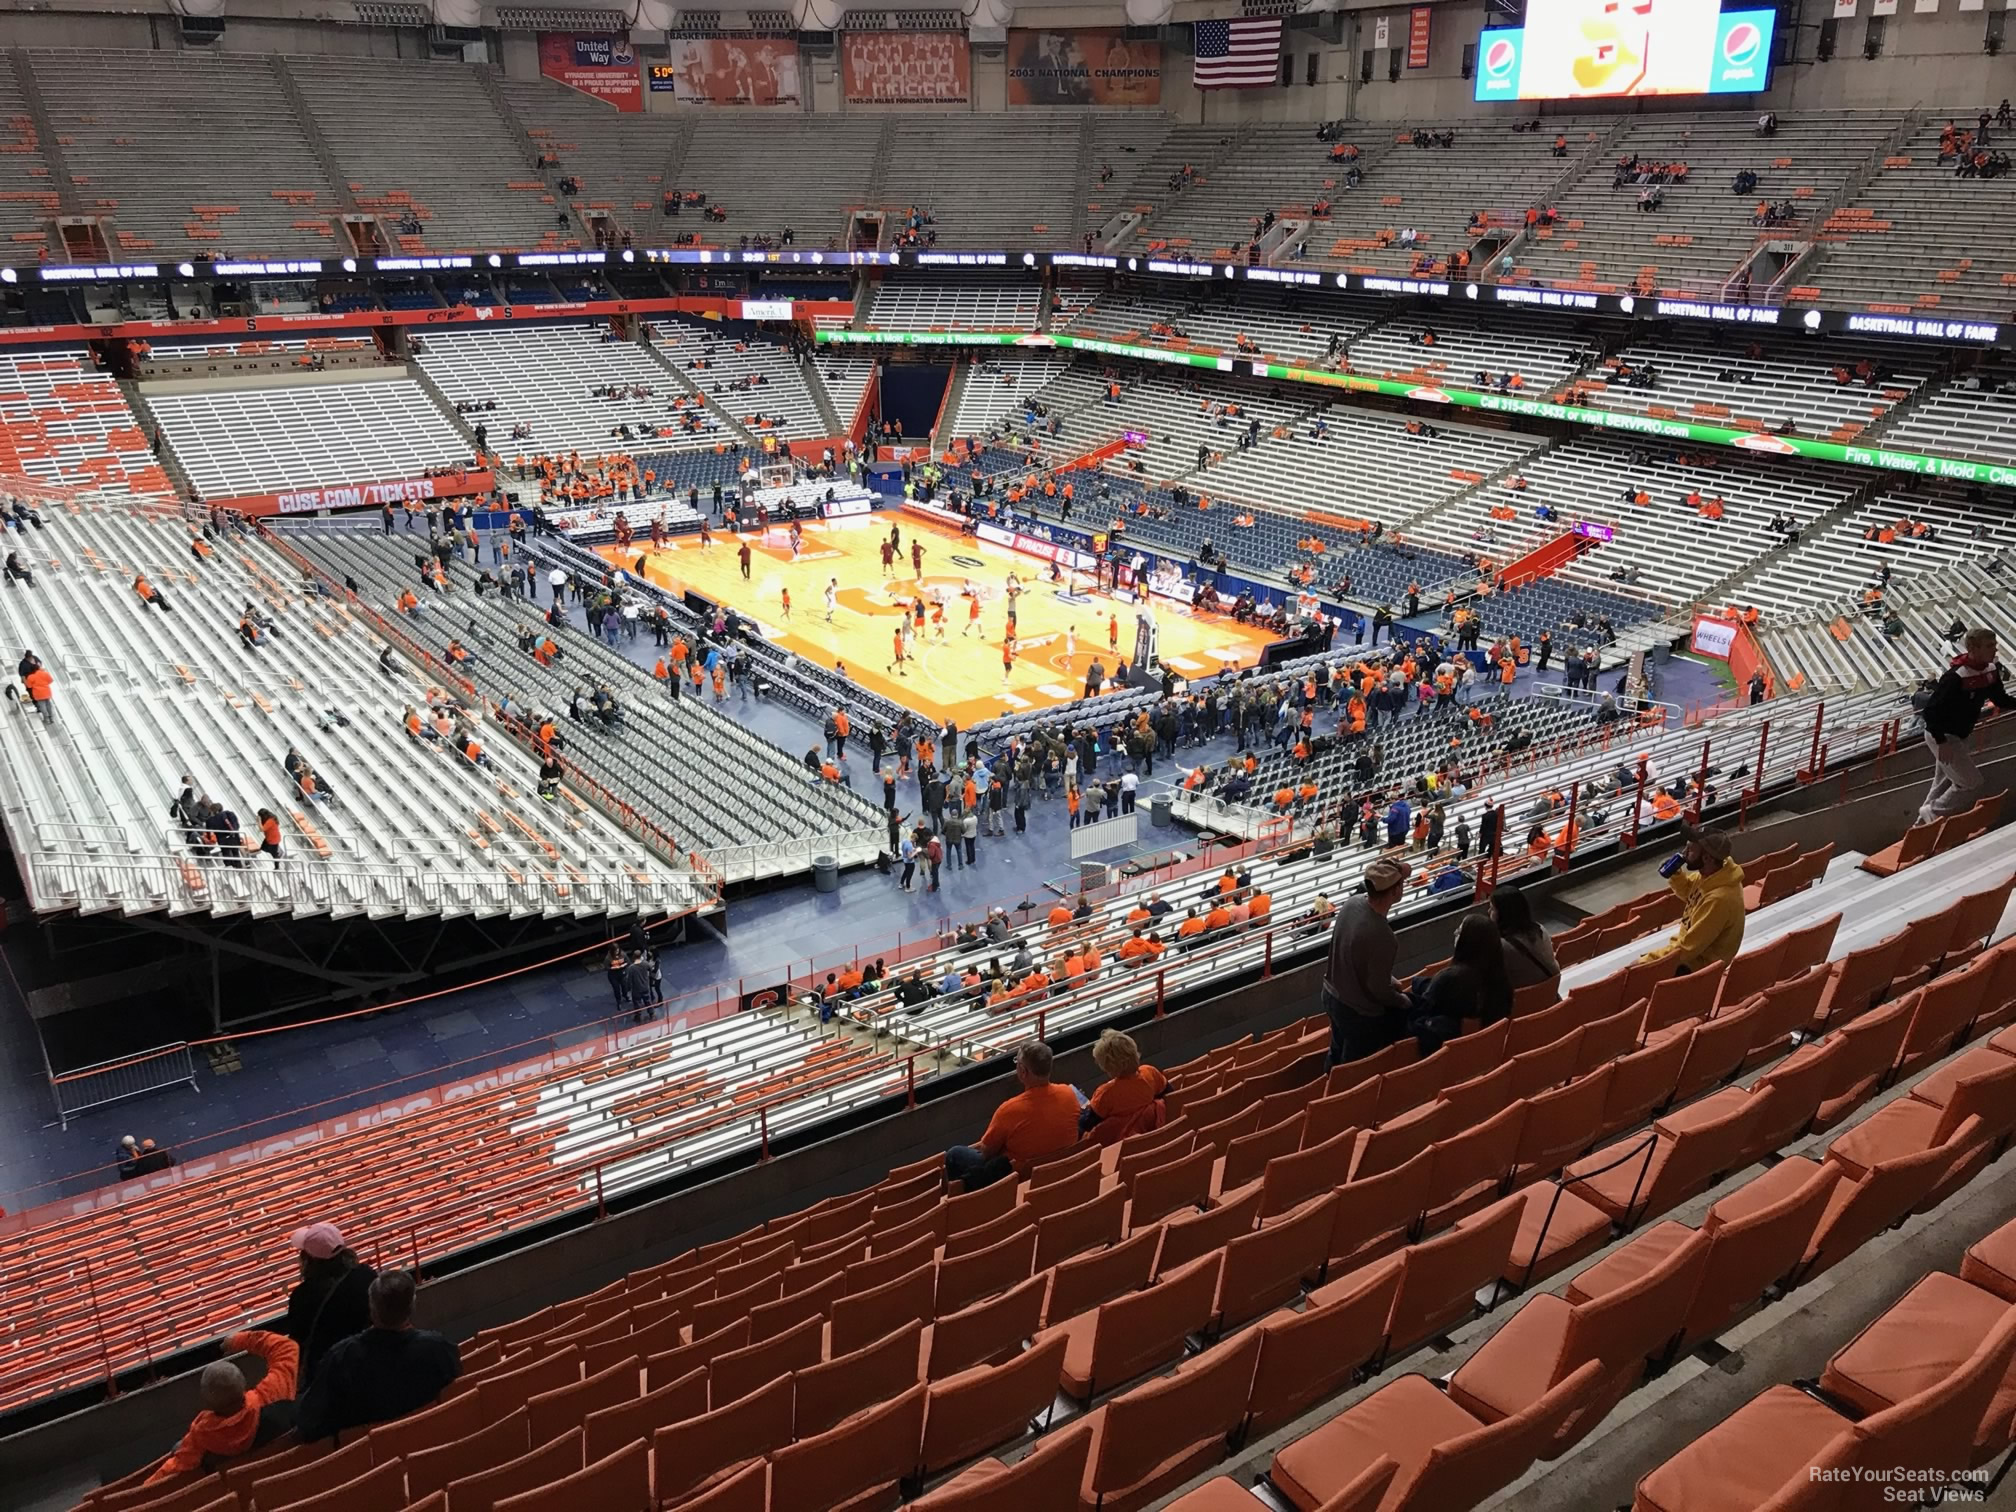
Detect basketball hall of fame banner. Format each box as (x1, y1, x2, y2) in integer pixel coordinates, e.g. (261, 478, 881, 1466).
(841, 31, 972, 105)
(1005, 28, 1163, 106)
(651, 38, 802, 106)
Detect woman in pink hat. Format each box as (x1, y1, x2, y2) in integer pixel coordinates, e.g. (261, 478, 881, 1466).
(283, 1222, 376, 1382)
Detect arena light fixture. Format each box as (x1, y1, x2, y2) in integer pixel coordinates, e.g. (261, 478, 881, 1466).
(342, 257, 357, 274)
(487, 253, 502, 268)
(177, 261, 196, 278)
(1619, 295, 1636, 315)
(1804, 309, 1823, 331)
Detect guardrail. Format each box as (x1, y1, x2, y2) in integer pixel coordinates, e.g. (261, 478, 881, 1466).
(48, 1045, 199, 1130)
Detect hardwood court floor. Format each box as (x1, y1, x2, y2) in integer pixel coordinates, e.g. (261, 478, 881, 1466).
(597, 513, 1279, 727)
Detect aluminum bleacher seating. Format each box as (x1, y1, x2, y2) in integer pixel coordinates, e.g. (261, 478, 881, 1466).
(1576, 329, 1931, 445)
(1404, 434, 1867, 612)
(0, 503, 688, 922)
(1809, 113, 2016, 316)
(1515, 110, 1898, 297)
(0, 348, 174, 503)
(862, 279, 1045, 334)
(1877, 358, 2016, 464)
(412, 323, 707, 458)
(947, 357, 1068, 437)
(287, 56, 563, 254)
(0, 55, 57, 261)
(671, 115, 882, 248)
(813, 353, 876, 437)
(881, 115, 1086, 247)
(26, 50, 344, 263)
(654, 318, 827, 443)
(146, 377, 472, 499)
(493, 77, 685, 239)
(287, 524, 884, 884)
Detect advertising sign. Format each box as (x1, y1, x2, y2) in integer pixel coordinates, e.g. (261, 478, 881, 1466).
(537, 33, 643, 112)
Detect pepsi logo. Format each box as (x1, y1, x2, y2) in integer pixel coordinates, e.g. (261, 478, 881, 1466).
(1722, 22, 1762, 68)
(1484, 38, 1518, 78)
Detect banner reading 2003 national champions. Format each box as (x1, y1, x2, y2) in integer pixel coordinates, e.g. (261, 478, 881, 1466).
(1006, 28, 1162, 106)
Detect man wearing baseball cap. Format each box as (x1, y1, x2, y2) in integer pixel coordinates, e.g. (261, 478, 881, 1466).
(1321, 856, 1413, 1066)
(1638, 822, 1746, 974)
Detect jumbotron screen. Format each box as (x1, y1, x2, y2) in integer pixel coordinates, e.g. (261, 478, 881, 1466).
(1474, 0, 1776, 102)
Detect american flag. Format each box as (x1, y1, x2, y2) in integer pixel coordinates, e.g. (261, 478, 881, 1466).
(1193, 17, 1284, 89)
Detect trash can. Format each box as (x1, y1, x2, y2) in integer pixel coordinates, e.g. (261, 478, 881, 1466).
(813, 855, 839, 893)
(1150, 793, 1173, 830)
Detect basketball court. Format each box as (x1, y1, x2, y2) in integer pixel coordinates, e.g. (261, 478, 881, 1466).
(596, 512, 1282, 727)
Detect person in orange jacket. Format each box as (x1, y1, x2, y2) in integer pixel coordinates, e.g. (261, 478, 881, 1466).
(145, 1330, 299, 1483)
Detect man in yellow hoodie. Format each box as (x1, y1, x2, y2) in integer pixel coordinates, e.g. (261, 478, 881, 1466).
(1639, 824, 1746, 973)
(145, 1330, 299, 1484)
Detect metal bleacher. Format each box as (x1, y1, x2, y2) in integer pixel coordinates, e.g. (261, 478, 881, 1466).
(286, 55, 563, 254)
(0, 502, 692, 920)
(288, 524, 886, 884)
(26, 49, 345, 263)
(146, 376, 472, 499)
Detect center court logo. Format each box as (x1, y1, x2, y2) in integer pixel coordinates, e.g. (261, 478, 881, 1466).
(1483, 37, 1518, 80)
(1722, 21, 1763, 69)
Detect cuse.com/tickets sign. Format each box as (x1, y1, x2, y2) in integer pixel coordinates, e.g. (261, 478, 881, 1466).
(1475, 1, 1775, 102)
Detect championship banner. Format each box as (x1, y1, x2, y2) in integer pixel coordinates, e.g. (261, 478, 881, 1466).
(654, 38, 801, 106)
(537, 34, 643, 113)
(842, 31, 971, 105)
(1408, 6, 1434, 66)
(1005, 28, 1162, 105)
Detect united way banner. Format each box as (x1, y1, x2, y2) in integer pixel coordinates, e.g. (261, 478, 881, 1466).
(537, 33, 643, 112)
(1005, 28, 1162, 106)
(842, 31, 971, 104)
(655, 38, 802, 105)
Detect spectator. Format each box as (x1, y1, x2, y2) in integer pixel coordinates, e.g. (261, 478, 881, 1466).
(116, 1134, 176, 1178)
(283, 1223, 377, 1383)
(1321, 857, 1412, 1066)
(1080, 1029, 1167, 1145)
(1639, 825, 1746, 974)
(1918, 627, 2014, 824)
(1406, 910, 1513, 1052)
(1490, 884, 1560, 999)
(943, 1039, 1079, 1190)
(297, 1271, 460, 1443)
(143, 1330, 298, 1484)
(19, 651, 52, 722)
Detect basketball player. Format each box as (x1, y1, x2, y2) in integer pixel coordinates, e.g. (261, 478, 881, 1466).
(1002, 637, 1016, 685)
(824, 577, 839, 623)
(739, 539, 752, 579)
(1108, 613, 1120, 653)
(931, 598, 947, 642)
(697, 517, 712, 548)
(781, 586, 792, 621)
(880, 538, 896, 577)
(911, 540, 924, 576)
(790, 520, 803, 561)
(1065, 624, 1077, 662)
(965, 590, 982, 638)
(912, 596, 926, 636)
(888, 624, 908, 678)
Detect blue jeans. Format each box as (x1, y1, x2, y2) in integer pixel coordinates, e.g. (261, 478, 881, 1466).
(944, 1145, 1013, 1189)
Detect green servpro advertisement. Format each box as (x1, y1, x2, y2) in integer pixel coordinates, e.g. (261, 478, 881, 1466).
(815, 328, 2016, 489)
